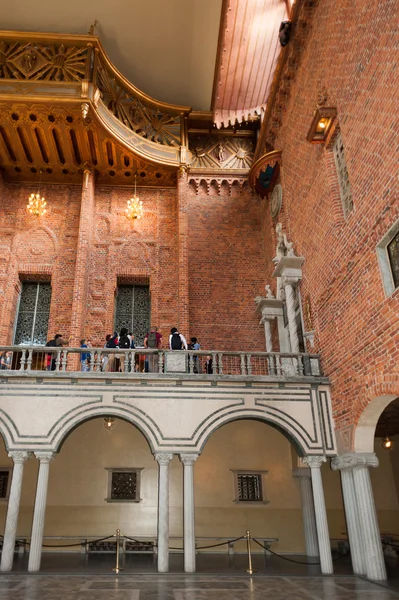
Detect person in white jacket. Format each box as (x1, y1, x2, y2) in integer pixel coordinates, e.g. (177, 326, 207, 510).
(169, 327, 188, 350)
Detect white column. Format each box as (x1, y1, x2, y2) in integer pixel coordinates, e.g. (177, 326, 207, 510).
(352, 453, 386, 581)
(292, 467, 319, 557)
(263, 317, 273, 352)
(283, 279, 299, 353)
(303, 456, 333, 574)
(180, 453, 198, 573)
(331, 455, 366, 575)
(155, 453, 173, 573)
(0, 451, 31, 572)
(28, 452, 54, 572)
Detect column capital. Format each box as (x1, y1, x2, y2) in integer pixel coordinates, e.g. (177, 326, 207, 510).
(331, 452, 379, 471)
(303, 455, 326, 469)
(8, 451, 31, 464)
(34, 452, 55, 464)
(180, 453, 199, 466)
(154, 453, 173, 466)
(282, 275, 301, 287)
(292, 467, 311, 479)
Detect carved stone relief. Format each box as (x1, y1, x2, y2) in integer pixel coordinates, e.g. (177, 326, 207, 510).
(189, 136, 254, 170)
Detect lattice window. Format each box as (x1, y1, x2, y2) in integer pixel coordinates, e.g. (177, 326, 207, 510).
(232, 470, 269, 503)
(238, 474, 262, 501)
(333, 131, 353, 218)
(387, 230, 399, 289)
(105, 468, 143, 502)
(0, 469, 11, 501)
(14, 282, 52, 346)
(114, 285, 150, 346)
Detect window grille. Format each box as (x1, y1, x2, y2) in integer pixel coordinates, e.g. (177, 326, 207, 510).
(333, 131, 353, 218)
(237, 473, 263, 502)
(14, 282, 52, 345)
(105, 468, 142, 502)
(0, 469, 11, 500)
(114, 285, 150, 346)
(387, 230, 399, 289)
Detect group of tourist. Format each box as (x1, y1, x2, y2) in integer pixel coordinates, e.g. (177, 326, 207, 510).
(76, 326, 208, 373)
(0, 328, 213, 374)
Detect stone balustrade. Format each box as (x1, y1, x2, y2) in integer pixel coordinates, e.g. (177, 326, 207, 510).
(0, 346, 323, 379)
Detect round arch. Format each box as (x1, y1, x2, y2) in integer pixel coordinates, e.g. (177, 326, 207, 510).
(195, 408, 314, 457)
(354, 394, 398, 453)
(56, 413, 153, 454)
(49, 406, 157, 454)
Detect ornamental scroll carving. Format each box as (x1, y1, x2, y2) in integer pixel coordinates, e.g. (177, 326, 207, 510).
(96, 61, 181, 147)
(0, 41, 88, 81)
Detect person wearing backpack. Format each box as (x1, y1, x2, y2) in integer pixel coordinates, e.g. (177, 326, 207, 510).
(117, 328, 130, 372)
(105, 332, 118, 372)
(169, 327, 188, 350)
(144, 326, 162, 372)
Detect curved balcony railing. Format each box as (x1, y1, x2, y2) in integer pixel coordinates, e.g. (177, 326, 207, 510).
(0, 346, 324, 379)
(0, 31, 190, 165)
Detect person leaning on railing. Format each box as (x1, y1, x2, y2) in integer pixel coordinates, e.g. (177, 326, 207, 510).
(0, 351, 11, 370)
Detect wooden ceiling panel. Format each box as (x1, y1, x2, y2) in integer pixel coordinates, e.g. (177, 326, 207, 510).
(0, 102, 177, 186)
(212, 0, 288, 128)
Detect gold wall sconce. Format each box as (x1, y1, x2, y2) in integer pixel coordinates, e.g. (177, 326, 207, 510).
(307, 107, 337, 144)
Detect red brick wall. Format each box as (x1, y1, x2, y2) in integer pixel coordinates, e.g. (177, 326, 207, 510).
(0, 177, 268, 352)
(187, 180, 268, 351)
(263, 0, 399, 432)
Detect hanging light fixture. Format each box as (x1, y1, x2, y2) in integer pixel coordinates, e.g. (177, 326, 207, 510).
(125, 175, 144, 220)
(104, 416, 116, 431)
(27, 169, 47, 217)
(382, 435, 393, 450)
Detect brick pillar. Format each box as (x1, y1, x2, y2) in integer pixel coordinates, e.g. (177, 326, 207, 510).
(69, 168, 95, 348)
(177, 167, 189, 335)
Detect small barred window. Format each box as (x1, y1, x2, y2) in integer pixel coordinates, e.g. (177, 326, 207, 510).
(238, 474, 262, 502)
(333, 131, 353, 218)
(105, 468, 143, 502)
(232, 470, 269, 504)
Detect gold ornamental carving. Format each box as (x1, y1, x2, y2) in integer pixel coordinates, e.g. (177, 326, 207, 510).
(0, 41, 88, 82)
(96, 60, 182, 147)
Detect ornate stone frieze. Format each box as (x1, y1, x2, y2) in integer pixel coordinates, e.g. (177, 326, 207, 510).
(189, 136, 254, 170)
(188, 176, 250, 196)
(331, 453, 379, 471)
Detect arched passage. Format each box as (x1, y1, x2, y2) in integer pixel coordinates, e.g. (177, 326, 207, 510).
(194, 418, 342, 561)
(354, 394, 398, 453)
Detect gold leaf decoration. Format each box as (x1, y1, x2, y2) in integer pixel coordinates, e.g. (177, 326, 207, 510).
(97, 61, 181, 147)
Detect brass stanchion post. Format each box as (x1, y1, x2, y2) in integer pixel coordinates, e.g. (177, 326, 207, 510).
(112, 528, 124, 573)
(246, 530, 256, 574)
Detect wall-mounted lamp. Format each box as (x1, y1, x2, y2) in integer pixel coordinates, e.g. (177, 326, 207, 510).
(104, 416, 116, 431)
(307, 107, 337, 144)
(381, 435, 393, 450)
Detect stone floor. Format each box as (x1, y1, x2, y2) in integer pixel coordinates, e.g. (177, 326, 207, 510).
(0, 573, 398, 600)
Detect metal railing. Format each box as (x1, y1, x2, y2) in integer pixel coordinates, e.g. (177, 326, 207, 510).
(0, 346, 323, 378)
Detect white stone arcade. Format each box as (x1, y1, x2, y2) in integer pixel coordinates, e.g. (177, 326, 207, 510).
(0, 376, 335, 573)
